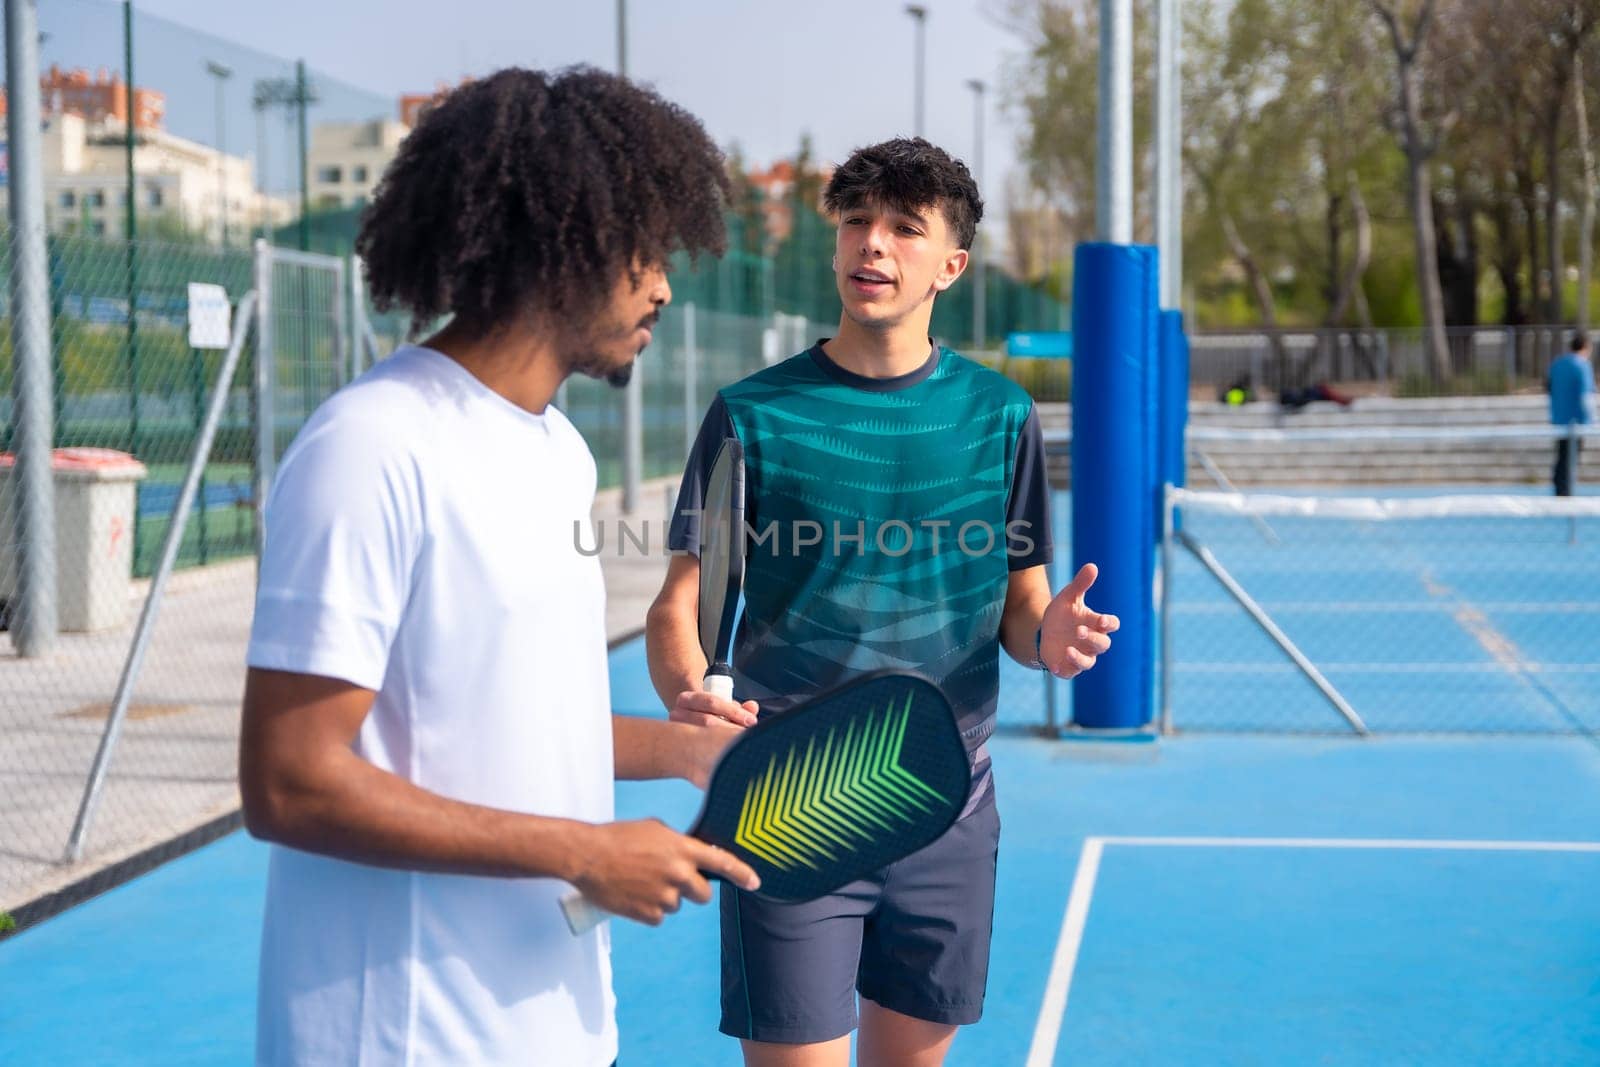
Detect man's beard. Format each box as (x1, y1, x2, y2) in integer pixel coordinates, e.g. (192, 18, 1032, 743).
(564, 337, 636, 390)
(565, 309, 658, 389)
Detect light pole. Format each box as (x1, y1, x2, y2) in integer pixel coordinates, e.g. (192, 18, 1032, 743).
(617, 0, 628, 76)
(253, 75, 316, 244)
(966, 78, 986, 348)
(1155, 0, 1183, 308)
(1097, 0, 1133, 243)
(205, 60, 231, 247)
(905, 5, 927, 137)
(617, 0, 642, 514)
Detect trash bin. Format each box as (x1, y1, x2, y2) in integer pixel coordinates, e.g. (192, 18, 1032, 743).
(0, 447, 148, 632)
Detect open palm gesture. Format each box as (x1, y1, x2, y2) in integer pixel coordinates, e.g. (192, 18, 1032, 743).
(1037, 563, 1120, 678)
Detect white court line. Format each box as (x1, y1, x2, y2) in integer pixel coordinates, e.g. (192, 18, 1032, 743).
(1024, 835, 1600, 1067)
(1026, 838, 1104, 1067)
(1171, 662, 1600, 671)
(1096, 836, 1600, 851)
(1177, 602, 1600, 614)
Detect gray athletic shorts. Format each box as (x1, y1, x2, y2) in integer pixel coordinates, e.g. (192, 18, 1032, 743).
(717, 786, 1001, 1044)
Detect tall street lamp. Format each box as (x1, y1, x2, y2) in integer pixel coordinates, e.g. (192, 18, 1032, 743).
(966, 77, 986, 348)
(905, 5, 927, 137)
(205, 60, 232, 246)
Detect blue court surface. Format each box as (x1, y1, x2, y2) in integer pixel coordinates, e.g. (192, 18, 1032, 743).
(138, 479, 254, 519)
(4, 634, 1598, 1064)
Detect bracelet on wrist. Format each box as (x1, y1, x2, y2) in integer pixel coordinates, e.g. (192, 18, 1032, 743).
(1028, 627, 1048, 671)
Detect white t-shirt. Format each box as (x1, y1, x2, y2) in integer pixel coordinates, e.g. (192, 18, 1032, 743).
(247, 345, 617, 1066)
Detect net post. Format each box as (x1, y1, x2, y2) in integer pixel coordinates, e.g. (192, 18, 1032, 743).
(1570, 422, 1581, 545)
(1159, 482, 1174, 735)
(1069, 242, 1159, 730)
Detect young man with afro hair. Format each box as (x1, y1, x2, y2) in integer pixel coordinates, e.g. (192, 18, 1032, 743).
(647, 137, 1119, 1066)
(240, 67, 758, 1067)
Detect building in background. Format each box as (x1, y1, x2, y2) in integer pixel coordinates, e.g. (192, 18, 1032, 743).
(744, 157, 833, 246)
(23, 64, 166, 130)
(0, 66, 289, 244)
(305, 117, 410, 210)
(307, 80, 479, 211)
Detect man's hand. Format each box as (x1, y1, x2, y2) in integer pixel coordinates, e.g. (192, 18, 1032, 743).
(1038, 562, 1120, 678)
(569, 819, 760, 926)
(681, 720, 742, 790)
(669, 689, 759, 729)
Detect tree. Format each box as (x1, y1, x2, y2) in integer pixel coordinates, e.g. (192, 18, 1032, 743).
(723, 143, 767, 257)
(1007, 0, 1105, 246)
(791, 131, 826, 213)
(1577, 53, 1598, 328)
(1370, 0, 1453, 379)
(1532, 1, 1600, 323)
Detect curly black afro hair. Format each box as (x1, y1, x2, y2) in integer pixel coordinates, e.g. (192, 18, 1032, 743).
(357, 66, 729, 334)
(823, 137, 983, 250)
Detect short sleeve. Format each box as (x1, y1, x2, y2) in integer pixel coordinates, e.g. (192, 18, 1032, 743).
(1005, 404, 1054, 571)
(246, 414, 424, 690)
(667, 394, 740, 558)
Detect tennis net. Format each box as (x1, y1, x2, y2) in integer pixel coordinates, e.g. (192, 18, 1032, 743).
(1161, 487, 1600, 736)
(1186, 423, 1600, 490)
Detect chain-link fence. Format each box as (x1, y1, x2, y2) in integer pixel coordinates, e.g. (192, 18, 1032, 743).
(0, 234, 256, 576)
(0, 226, 358, 917)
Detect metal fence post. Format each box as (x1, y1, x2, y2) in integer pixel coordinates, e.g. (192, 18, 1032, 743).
(67, 293, 259, 860)
(348, 255, 363, 379)
(684, 302, 698, 460)
(253, 239, 275, 562)
(6, 0, 58, 655)
(1042, 541, 1061, 736)
(331, 257, 348, 389)
(623, 363, 642, 513)
(190, 338, 208, 565)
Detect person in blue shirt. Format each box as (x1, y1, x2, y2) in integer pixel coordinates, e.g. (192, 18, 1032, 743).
(1549, 332, 1597, 496)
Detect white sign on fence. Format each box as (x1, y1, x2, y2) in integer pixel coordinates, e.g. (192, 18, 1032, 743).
(186, 283, 232, 350)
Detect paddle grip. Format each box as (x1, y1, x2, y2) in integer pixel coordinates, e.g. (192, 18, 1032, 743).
(704, 668, 734, 701)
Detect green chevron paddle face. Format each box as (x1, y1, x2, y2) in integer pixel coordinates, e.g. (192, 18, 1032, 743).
(693, 672, 970, 902)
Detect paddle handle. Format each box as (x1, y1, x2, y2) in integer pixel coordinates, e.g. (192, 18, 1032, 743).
(561, 670, 734, 935)
(704, 666, 733, 701)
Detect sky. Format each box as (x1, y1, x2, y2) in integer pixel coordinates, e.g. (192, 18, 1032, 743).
(40, 0, 1039, 243)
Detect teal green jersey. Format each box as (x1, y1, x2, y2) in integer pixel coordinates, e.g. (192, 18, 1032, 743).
(669, 342, 1052, 791)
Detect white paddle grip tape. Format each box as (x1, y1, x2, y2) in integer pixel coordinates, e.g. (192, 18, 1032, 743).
(705, 673, 734, 700)
(560, 890, 609, 936)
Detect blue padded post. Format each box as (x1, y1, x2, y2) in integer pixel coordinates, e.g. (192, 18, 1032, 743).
(1070, 243, 1159, 730)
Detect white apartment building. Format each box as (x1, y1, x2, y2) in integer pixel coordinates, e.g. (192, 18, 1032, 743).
(2, 112, 292, 244)
(307, 118, 410, 210)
